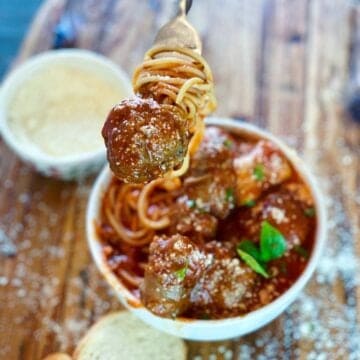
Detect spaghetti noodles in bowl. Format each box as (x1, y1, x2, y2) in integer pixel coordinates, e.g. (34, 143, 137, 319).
(87, 117, 326, 340)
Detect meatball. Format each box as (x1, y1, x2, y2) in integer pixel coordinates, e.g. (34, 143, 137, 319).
(169, 198, 218, 243)
(141, 234, 211, 318)
(233, 140, 292, 205)
(102, 97, 189, 183)
(183, 127, 237, 219)
(190, 241, 257, 317)
(220, 189, 312, 248)
(190, 127, 236, 171)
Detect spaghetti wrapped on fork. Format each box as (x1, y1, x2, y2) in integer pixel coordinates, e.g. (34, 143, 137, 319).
(102, 45, 216, 184)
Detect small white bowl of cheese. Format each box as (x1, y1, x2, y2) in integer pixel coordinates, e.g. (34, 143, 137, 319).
(0, 49, 132, 180)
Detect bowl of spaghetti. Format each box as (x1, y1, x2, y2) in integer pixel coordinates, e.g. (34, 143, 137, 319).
(86, 117, 326, 340)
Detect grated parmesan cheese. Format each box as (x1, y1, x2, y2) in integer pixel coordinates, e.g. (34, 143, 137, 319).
(8, 64, 125, 157)
(269, 206, 288, 224)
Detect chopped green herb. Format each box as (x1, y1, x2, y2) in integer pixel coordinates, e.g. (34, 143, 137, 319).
(294, 245, 309, 259)
(236, 248, 269, 278)
(187, 199, 209, 213)
(253, 163, 265, 181)
(200, 313, 210, 320)
(223, 139, 233, 149)
(238, 239, 262, 263)
(279, 261, 288, 274)
(260, 221, 287, 262)
(198, 206, 208, 214)
(242, 199, 256, 207)
(175, 262, 188, 281)
(225, 188, 235, 203)
(304, 207, 316, 217)
(186, 199, 196, 209)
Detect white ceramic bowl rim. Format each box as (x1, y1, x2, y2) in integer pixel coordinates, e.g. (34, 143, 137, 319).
(86, 117, 327, 340)
(0, 49, 132, 167)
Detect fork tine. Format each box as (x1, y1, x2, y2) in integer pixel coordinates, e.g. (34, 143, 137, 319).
(178, 0, 193, 16)
(185, 0, 193, 13)
(155, 0, 201, 53)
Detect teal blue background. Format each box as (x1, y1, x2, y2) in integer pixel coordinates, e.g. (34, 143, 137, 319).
(0, 0, 43, 79)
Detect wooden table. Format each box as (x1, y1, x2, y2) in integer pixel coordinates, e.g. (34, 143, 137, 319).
(1, 0, 359, 359)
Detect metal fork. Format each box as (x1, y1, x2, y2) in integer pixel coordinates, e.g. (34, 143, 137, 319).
(153, 0, 201, 53)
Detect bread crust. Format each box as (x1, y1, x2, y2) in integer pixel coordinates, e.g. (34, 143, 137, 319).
(43, 353, 72, 360)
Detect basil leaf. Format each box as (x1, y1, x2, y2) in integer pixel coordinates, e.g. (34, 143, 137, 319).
(236, 248, 269, 278)
(238, 240, 262, 263)
(260, 221, 287, 262)
(253, 164, 265, 181)
(304, 207, 315, 217)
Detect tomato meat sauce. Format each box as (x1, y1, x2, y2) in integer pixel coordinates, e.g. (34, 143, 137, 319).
(97, 126, 316, 319)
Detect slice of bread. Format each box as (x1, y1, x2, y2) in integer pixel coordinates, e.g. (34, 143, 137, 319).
(43, 353, 72, 360)
(73, 311, 187, 360)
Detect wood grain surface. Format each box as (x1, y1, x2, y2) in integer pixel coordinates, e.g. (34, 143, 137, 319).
(0, 0, 359, 359)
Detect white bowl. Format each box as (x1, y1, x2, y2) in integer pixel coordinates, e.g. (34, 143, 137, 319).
(0, 49, 132, 180)
(86, 117, 327, 340)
